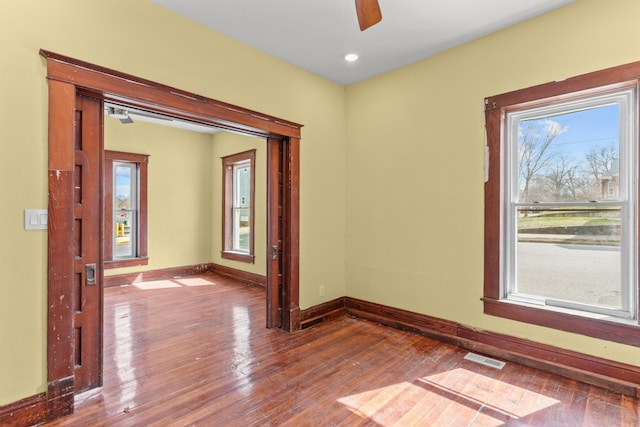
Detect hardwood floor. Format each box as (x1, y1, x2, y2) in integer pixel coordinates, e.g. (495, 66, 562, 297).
(45, 273, 639, 426)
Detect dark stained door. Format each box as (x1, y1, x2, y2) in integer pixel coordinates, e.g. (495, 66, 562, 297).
(72, 94, 103, 392)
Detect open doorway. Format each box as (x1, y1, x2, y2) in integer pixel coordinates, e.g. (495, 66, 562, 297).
(102, 102, 268, 285)
(42, 50, 301, 419)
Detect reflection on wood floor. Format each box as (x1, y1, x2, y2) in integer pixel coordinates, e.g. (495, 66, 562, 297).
(45, 273, 639, 426)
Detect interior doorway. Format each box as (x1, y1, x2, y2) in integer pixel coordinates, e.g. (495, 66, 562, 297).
(41, 50, 302, 420)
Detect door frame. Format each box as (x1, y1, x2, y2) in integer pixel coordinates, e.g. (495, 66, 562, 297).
(41, 49, 302, 420)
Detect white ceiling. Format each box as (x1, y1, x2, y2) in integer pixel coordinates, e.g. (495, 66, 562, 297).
(151, 0, 574, 85)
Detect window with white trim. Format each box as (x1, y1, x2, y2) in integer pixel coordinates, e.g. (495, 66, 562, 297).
(505, 92, 635, 318)
(484, 62, 640, 345)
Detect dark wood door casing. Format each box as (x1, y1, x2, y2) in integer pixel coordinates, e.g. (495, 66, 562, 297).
(46, 78, 77, 419)
(265, 136, 301, 331)
(42, 49, 302, 421)
(281, 137, 301, 331)
(266, 137, 283, 328)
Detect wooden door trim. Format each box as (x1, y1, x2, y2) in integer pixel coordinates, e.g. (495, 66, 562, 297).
(46, 78, 76, 420)
(282, 137, 301, 331)
(42, 49, 302, 421)
(41, 50, 301, 139)
(265, 136, 301, 331)
(266, 138, 282, 328)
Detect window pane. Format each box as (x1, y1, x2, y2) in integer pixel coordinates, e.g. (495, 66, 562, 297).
(113, 162, 137, 259)
(115, 210, 135, 258)
(234, 207, 250, 252)
(516, 206, 622, 309)
(506, 92, 636, 318)
(232, 163, 251, 252)
(235, 165, 251, 207)
(115, 166, 132, 209)
(517, 104, 620, 203)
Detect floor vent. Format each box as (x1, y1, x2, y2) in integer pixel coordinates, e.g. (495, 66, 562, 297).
(464, 352, 506, 370)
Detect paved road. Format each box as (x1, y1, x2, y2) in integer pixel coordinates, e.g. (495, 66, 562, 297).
(516, 242, 622, 308)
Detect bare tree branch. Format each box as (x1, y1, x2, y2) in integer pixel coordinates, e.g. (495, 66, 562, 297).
(518, 119, 567, 201)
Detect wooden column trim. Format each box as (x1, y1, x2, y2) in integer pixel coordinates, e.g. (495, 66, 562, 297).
(46, 78, 76, 419)
(46, 376, 74, 421)
(266, 138, 282, 328)
(284, 137, 301, 331)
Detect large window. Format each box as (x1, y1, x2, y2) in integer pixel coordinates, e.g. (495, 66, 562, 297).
(484, 63, 640, 345)
(221, 150, 255, 263)
(104, 150, 149, 268)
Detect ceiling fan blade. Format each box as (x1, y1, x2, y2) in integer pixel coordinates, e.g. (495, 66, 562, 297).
(355, 0, 382, 31)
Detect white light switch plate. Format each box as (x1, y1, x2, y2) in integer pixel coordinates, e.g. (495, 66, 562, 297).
(25, 209, 48, 230)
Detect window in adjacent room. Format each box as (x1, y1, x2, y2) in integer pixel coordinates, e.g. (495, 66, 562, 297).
(221, 150, 255, 263)
(484, 62, 640, 345)
(104, 150, 149, 268)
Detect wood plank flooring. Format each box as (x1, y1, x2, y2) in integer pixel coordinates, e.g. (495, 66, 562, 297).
(45, 273, 639, 426)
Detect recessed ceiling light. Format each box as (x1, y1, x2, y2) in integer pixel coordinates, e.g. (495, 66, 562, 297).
(344, 53, 359, 62)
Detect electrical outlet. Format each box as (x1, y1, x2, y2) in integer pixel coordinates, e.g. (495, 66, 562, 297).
(319, 285, 325, 296)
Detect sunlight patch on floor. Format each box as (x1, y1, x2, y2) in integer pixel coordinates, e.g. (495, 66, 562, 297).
(133, 280, 181, 290)
(337, 367, 560, 425)
(129, 277, 218, 290)
(337, 381, 417, 422)
(175, 277, 217, 287)
(113, 303, 138, 407)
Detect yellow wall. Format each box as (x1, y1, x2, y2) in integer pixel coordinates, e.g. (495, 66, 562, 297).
(0, 0, 347, 405)
(104, 118, 214, 276)
(345, 0, 640, 366)
(211, 132, 267, 276)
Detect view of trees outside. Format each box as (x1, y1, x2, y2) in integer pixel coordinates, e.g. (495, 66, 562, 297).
(517, 104, 619, 204)
(513, 103, 625, 310)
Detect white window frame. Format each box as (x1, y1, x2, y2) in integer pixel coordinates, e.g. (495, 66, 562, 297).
(484, 62, 640, 346)
(113, 161, 139, 260)
(503, 90, 637, 319)
(232, 162, 251, 253)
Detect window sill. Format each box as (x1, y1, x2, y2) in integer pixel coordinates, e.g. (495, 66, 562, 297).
(221, 251, 255, 264)
(104, 257, 149, 269)
(483, 297, 640, 347)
